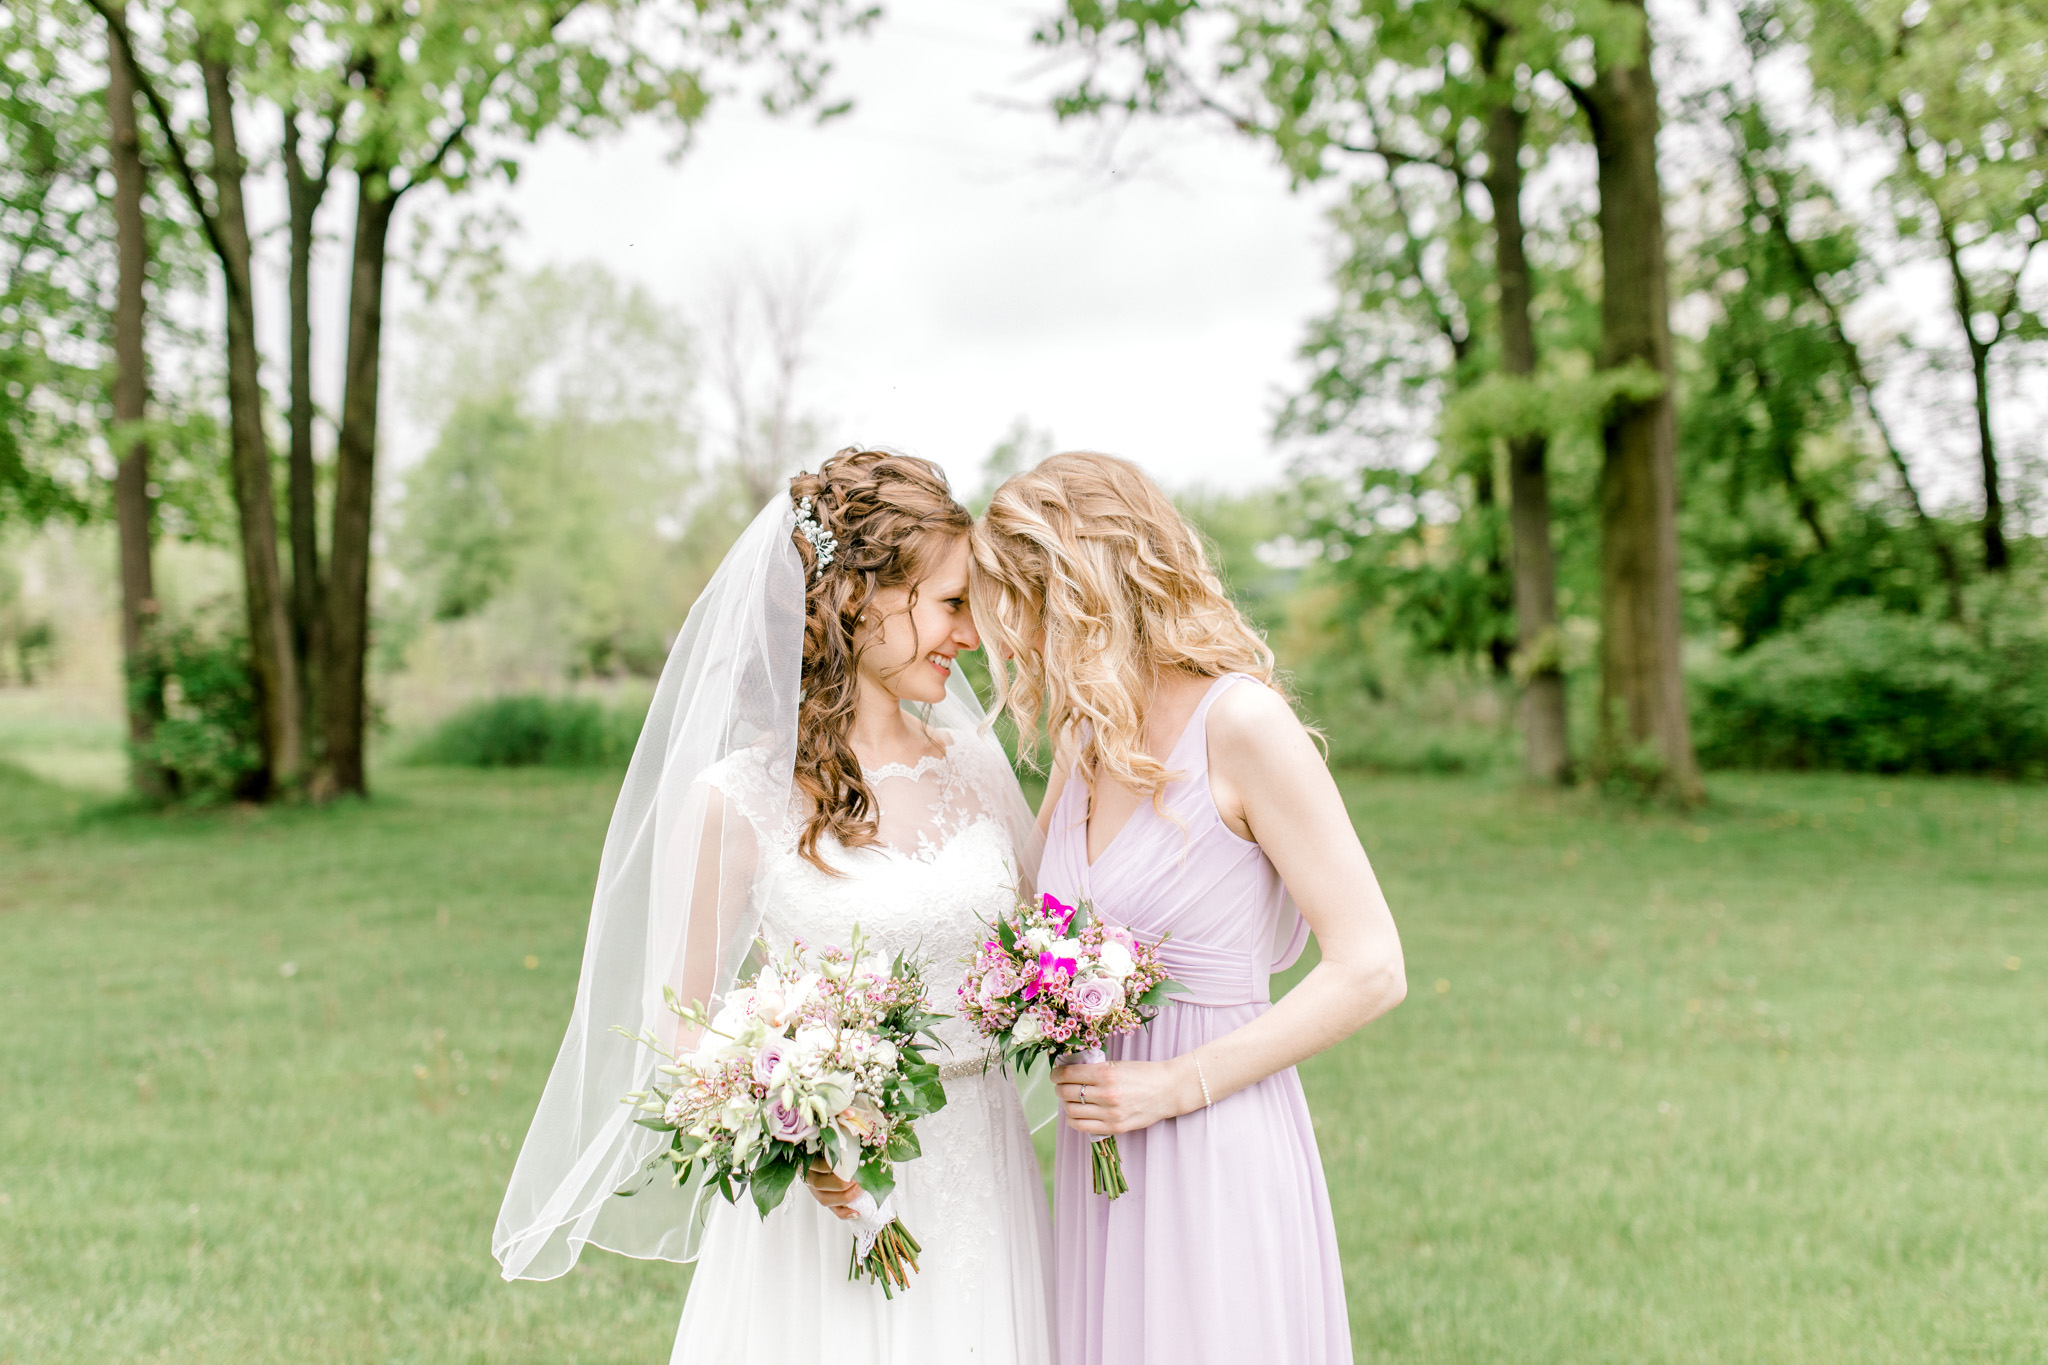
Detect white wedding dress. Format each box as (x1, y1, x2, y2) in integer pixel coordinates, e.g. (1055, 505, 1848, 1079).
(672, 727, 1055, 1364)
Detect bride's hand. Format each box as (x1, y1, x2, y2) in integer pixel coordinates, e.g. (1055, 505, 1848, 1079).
(804, 1158, 865, 1221)
(1053, 1058, 1202, 1136)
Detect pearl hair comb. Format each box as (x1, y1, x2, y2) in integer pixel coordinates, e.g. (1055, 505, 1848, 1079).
(793, 494, 838, 578)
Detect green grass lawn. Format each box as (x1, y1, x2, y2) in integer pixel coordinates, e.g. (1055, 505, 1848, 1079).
(1, 760, 2043, 1363)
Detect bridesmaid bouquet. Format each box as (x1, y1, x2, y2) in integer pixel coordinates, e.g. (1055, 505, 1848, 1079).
(957, 892, 1182, 1198)
(618, 927, 949, 1296)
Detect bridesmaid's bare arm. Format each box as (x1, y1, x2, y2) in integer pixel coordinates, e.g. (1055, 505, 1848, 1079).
(1058, 681, 1406, 1135)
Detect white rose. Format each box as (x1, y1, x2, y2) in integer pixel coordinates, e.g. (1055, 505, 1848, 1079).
(1023, 928, 1053, 954)
(869, 1039, 899, 1071)
(1011, 1012, 1044, 1045)
(791, 1025, 836, 1070)
(1095, 940, 1136, 980)
(1048, 938, 1082, 960)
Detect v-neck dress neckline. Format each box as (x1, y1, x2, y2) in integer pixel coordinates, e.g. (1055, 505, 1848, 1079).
(1079, 673, 1236, 874)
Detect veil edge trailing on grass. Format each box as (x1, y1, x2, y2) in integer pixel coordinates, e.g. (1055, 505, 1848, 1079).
(493, 492, 1051, 1282)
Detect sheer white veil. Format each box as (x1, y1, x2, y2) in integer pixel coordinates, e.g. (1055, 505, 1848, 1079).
(493, 493, 1043, 1283)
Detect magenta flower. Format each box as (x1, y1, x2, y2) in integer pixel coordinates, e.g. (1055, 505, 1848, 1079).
(1041, 893, 1076, 931)
(1021, 947, 1078, 1001)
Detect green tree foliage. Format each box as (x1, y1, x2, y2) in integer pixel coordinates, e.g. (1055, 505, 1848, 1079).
(1798, 0, 2048, 571)
(1694, 597, 2048, 773)
(0, 2, 109, 526)
(391, 265, 702, 683)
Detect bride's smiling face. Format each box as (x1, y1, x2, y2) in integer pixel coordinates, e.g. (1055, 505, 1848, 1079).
(857, 535, 980, 706)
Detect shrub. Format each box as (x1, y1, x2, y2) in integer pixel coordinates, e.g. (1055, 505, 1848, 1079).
(1692, 600, 2048, 776)
(407, 694, 642, 769)
(1291, 635, 1516, 776)
(130, 618, 265, 803)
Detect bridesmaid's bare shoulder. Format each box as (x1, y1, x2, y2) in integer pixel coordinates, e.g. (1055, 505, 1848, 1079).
(1205, 679, 1322, 836)
(1204, 676, 1308, 754)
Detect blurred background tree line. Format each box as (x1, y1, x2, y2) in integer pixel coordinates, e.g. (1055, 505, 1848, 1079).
(1, 0, 2043, 805)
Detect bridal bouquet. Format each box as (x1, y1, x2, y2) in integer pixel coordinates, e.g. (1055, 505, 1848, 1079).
(956, 892, 1181, 1198)
(619, 927, 949, 1295)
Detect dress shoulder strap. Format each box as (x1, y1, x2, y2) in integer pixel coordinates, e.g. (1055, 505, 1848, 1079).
(1180, 673, 1259, 771)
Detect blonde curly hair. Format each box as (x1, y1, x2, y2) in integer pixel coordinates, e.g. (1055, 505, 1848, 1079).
(968, 450, 1275, 797)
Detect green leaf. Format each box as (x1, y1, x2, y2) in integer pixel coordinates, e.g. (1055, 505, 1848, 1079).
(885, 1125, 922, 1162)
(858, 1152, 897, 1204)
(1137, 979, 1188, 1009)
(749, 1153, 800, 1219)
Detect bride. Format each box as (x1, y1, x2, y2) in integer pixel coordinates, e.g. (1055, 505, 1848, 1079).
(493, 449, 1055, 1363)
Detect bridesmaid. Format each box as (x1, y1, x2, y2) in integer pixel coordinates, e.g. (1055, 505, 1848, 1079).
(969, 451, 1407, 1365)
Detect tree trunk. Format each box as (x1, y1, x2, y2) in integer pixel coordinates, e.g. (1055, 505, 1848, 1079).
(1967, 337, 2006, 571)
(202, 53, 302, 796)
(283, 111, 325, 758)
(1579, 12, 1702, 802)
(106, 9, 167, 800)
(321, 167, 397, 798)
(1484, 89, 1570, 785)
(1470, 463, 1515, 677)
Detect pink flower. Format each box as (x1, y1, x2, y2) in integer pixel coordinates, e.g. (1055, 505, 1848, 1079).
(766, 1098, 817, 1145)
(753, 1038, 789, 1086)
(977, 963, 1018, 1008)
(1041, 893, 1076, 931)
(1073, 976, 1125, 1018)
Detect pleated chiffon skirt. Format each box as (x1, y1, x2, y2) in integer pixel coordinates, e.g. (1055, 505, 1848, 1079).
(1054, 1000, 1353, 1365)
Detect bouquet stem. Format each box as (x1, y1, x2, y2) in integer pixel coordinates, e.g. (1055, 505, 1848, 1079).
(848, 1218, 922, 1298)
(1089, 1133, 1128, 1199)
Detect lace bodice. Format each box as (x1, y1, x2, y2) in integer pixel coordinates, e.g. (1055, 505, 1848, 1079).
(704, 729, 1024, 1073)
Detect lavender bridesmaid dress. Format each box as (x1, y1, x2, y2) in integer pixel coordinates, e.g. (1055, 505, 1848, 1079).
(1040, 673, 1352, 1365)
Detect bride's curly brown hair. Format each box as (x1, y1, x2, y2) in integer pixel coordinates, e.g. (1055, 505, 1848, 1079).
(788, 448, 971, 874)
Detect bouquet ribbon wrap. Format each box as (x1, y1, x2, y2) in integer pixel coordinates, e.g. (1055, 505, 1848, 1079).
(846, 1189, 900, 1262)
(1064, 1047, 1109, 1144)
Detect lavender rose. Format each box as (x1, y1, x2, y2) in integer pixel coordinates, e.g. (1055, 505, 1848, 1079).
(1073, 975, 1125, 1019)
(766, 1098, 818, 1145)
(978, 962, 1019, 1008)
(753, 1037, 790, 1086)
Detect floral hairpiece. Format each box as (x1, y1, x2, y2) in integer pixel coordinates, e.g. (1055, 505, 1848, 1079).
(793, 494, 838, 578)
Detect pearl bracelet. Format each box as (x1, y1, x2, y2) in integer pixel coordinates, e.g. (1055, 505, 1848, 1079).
(1193, 1053, 1213, 1109)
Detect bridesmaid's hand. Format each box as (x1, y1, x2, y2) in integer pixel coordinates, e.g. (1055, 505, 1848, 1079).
(804, 1159, 864, 1221)
(1053, 1058, 1204, 1136)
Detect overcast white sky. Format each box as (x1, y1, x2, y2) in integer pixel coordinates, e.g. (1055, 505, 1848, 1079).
(381, 1, 1337, 496)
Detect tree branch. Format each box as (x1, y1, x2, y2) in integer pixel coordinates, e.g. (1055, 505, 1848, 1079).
(1360, 97, 1468, 358)
(1154, 43, 1463, 179)
(389, 0, 583, 200)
